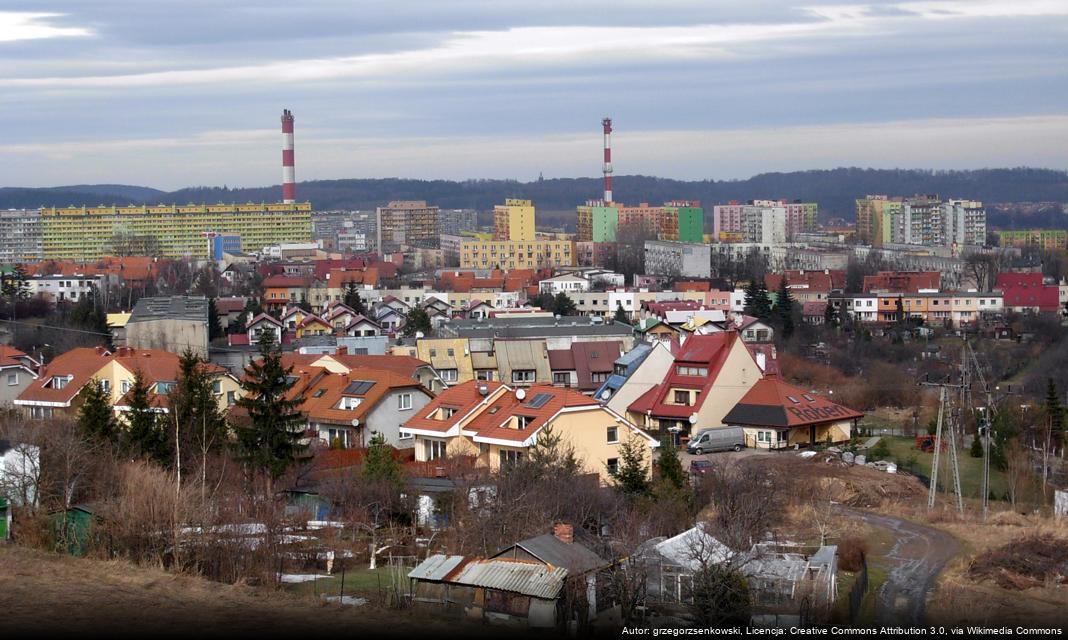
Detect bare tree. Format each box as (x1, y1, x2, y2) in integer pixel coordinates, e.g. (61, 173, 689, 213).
(698, 462, 785, 552)
(1003, 438, 1031, 507)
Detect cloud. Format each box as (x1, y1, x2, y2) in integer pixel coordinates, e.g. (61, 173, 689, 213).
(0, 12, 89, 42)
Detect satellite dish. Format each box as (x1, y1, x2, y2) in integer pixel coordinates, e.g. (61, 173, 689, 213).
(516, 388, 527, 401)
(600, 389, 612, 400)
(688, 413, 699, 425)
(351, 418, 360, 428)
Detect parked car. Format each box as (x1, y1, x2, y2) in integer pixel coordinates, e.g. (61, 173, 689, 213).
(686, 427, 745, 454)
(689, 459, 713, 476)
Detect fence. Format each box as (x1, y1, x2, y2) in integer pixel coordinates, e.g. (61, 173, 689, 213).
(847, 558, 869, 623)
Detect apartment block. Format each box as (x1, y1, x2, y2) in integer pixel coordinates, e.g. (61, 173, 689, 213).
(0, 209, 42, 262)
(997, 229, 1068, 251)
(644, 240, 711, 278)
(439, 209, 478, 236)
(376, 200, 440, 254)
(460, 238, 575, 270)
(493, 199, 535, 242)
(40, 203, 312, 260)
(576, 202, 618, 243)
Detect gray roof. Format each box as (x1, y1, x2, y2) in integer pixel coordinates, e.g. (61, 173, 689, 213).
(502, 533, 608, 575)
(451, 323, 633, 340)
(408, 554, 467, 581)
(128, 296, 208, 324)
(616, 343, 653, 367)
(408, 554, 568, 599)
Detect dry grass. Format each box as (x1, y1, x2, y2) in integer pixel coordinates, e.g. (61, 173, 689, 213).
(0, 545, 484, 637)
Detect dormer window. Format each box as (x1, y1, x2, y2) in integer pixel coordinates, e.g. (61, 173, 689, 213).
(338, 396, 363, 410)
(516, 415, 532, 430)
(48, 375, 72, 389)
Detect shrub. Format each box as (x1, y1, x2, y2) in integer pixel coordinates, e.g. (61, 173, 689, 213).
(838, 536, 868, 572)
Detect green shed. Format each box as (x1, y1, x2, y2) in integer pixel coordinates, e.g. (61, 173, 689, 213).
(0, 496, 9, 541)
(49, 505, 97, 556)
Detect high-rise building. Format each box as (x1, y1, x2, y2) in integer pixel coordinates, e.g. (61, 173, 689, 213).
(493, 198, 535, 241)
(662, 201, 704, 244)
(855, 195, 901, 246)
(439, 209, 479, 236)
(459, 238, 575, 270)
(40, 203, 312, 260)
(576, 201, 619, 243)
(713, 200, 815, 242)
(998, 229, 1067, 251)
(857, 195, 984, 248)
(943, 199, 986, 247)
(643, 240, 711, 278)
(0, 209, 42, 262)
(376, 200, 440, 255)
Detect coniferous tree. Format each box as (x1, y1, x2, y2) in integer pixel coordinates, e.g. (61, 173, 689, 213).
(402, 307, 432, 337)
(553, 292, 578, 316)
(742, 280, 760, 317)
(168, 350, 229, 483)
(656, 438, 686, 490)
(824, 301, 838, 328)
(344, 282, 366, 314)
(362, 432, 404, 488)
(614, 433, 650, 496)
(234, 331, 306, 484)
(614, 302, 629, 324)
(776, 277, 796, 340)
(524, 424, 580, 478)
(124, 369, 167, 463)
(208, 298, 223, 341)
(78, 377, 117, 443)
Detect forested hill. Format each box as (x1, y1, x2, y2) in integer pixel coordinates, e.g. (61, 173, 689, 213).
(3, 167, 1066, 221)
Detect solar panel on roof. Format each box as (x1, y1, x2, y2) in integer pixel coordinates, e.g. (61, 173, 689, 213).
(525, 392, 552, 409)
(802, 394, 815, 402)
(787, 395, 800, 404)
(343, 380, 375, 395)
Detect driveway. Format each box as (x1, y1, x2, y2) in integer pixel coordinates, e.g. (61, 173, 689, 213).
(840, 507, 961, 625)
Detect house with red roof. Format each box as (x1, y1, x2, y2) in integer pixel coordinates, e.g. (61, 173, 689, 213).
(294, 314, 332, 338)
(401, 381, 658, 484)
(863, 271, 940, 294)
(243, 313, 283, 346)
(765, 270, 841, 304)
(722, 375, 862, 448)
(0, 346, 39, 408)
(625, 332, 763, 443)
(996, 272, 1060, 313)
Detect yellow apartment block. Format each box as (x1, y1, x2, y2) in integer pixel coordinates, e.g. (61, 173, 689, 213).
(493, 198, 536, 242)
(460, 238, 575, 270)
(40, 202, 312, 260)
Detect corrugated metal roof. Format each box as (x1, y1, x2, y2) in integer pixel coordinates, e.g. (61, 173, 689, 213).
(408, 554, 468, 581)
(512, 534, 607, 575)
(453, 559, 567, 599)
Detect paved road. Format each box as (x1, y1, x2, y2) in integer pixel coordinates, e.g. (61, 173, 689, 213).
(842, 508, 961, 625)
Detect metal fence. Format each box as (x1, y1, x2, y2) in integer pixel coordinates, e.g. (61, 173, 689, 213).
(847, 558, 869, 622)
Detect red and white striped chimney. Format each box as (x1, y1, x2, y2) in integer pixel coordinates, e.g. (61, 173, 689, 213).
(602, 117, 613, 204)
(281, 109, 295, 204)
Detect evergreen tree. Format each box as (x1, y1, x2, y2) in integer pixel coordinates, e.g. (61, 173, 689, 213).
(78, 377, 117, 443)
(168, 350, 229, 474)
(234, 331, 306, 483)
(524, 424, 580, 478)
(776, 277, 796, 340)
(613, 434, 650, 496)
(207, 298, 223, 341)
(743, 280, 760, 317)
(234, 297, 261, 334)
(1045, 378, 1064, 441)
(553, 292, 578, 316)
(824, 300, 838, 328)
(402, 307, 433, 337)
(614, 302, 629, 324)
(656, 438, 686, 490)
(344, 282, 366, 314)
(362, 432, 404, 487)
(124, 369, 167, 463)
(970, 431, 984, 458)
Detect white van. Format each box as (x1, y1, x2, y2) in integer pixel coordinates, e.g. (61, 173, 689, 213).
(686, 427, 745, 454)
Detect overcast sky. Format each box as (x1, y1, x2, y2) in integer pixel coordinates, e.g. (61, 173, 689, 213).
(2, 0, 1066, 190)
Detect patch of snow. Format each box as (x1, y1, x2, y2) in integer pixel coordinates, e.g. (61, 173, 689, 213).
(279, 573, 327, 584)
(322, 595, 367, 606)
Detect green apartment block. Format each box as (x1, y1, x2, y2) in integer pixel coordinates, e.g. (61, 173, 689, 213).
(673, 205, 705, 243)
(577, 204, 619, 242)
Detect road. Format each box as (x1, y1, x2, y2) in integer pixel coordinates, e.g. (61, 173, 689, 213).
(843, 508, 961, 625)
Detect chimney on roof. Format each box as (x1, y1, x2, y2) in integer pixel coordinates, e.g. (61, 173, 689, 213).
(336, 346, 348, 356)
(553, 523, 574, 544)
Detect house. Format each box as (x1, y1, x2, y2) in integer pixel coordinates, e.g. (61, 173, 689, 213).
(16, 346, 242, 420)
(996, 272, 1060, 313)
(122, 296, 210, 358)
(279, 350, 447, 395)
(634, 317, 677, 344)
(284, 365, 434, 449)
(374, 305, 407, 334)
(409, 523, 613, 630)
(494, 340, 552, 387)
(603, 341, 675, 416)
(401, 380, 658, 484)
(243, 313, 284, 346)
(626, 332, 762, 443)
(323, 302, 359, 332)
(213, 296, 248, 331)
(416, 338, 474, 386)
(343, 314, 382, 338)
(0, 346, 38, 408)
(547, 341, 623, 393)
(592, 343, 653, 403)
(294, 314, 332, 338)
(262, 275, 313, 311)
(538, 273, 590, 296)
(463, 299, 494, 320)
(734, 315, 775, 343)
(802, 301, 827, 325)
(722, 374, 863, 448)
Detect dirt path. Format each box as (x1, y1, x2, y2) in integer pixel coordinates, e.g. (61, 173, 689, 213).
(844, 508, 961, 625)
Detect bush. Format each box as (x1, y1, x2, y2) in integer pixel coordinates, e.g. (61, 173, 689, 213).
(870, 439, 890, 461)
(838, 536, 868, 572)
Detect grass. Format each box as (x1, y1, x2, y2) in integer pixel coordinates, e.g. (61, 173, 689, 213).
(880, 436, 1014, 503)
(284, 566, 399, 598)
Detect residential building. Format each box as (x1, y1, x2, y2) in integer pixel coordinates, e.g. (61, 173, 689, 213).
(723, 375, 862, 448)
(538, 273, 590, 296)
(713, 200, 817, 242)
(943, 199, 986, 246)
(40, 202, 312, 260)
(416, 338, 475, 386)
(494, 340, 552, 386)
(439, 209, 478, 236)
(401, 381, 658, 484)
(441, 316, 635, 351)
(0, 346, 38, 408)
(0, 209, 42, 262)
(863, 271, 941, 294)
(575, 202, 618, 243)
(662, 201, 705, 243)
(15, 346, 241, 421)
(644, 240, 711, 278)
(122, 296, 209, 358)
(27, 274, 105, 305)
(996, 272, 1060, 313)
(459, 238, 575, 271)
(376, 200, 440, 254)
(547, 340, 623, 393)
(854, 195, 902, 246)
(997, 229, 1068, 252)
(493, 198, 536, 241)
(625, 332, 762, 441)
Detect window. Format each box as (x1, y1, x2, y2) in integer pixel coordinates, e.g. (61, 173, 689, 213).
(156, 381, 176, 394)
(121, 380, 131, 394)
(499, 449, 523, 468)
(326, 428, 350, 449)
(226, 391, 236, 406)
(429, 349, 437, 358)
(398, 393, 413, 410)
(447, 348, 455, 357)
(425, 439, 447, 461)
(516, 415, 531, 430)
(553, 372, 570, 386)
(50, 375, 70, 390)
(99, 379, 110, 393)
(607, 426, 618, 443)
(590, 372, 608, 384)
(607, 458, 619, 476)
(512, 370, 535, 383)
(440, 369, 458, 382)
(6, 373, 17, 386)
(676, 366, 708, 377)
(476, 370, 494, 381)
(212, 380, 222, 394)
(674, 390, 690, 405)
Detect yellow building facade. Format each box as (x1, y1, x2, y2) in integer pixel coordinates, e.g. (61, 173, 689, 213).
(40, 202, 312, 260)
(493, 198, 536, 241)
(460, 238, 575, 270)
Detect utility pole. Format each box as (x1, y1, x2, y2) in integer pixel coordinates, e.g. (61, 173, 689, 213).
(922, 362, 966, 514)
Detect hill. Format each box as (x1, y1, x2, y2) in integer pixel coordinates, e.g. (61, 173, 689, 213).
(2, 168, 1066, 225)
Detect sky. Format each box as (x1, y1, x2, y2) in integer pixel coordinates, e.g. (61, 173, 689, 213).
(1, 0, 1066, 190)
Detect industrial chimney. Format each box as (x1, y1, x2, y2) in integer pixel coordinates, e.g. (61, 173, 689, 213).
(602, 117, 613, 203)
(281, 109, 295, 203)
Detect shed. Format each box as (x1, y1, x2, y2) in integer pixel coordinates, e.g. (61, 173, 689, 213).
(49, 505, 97, 556)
